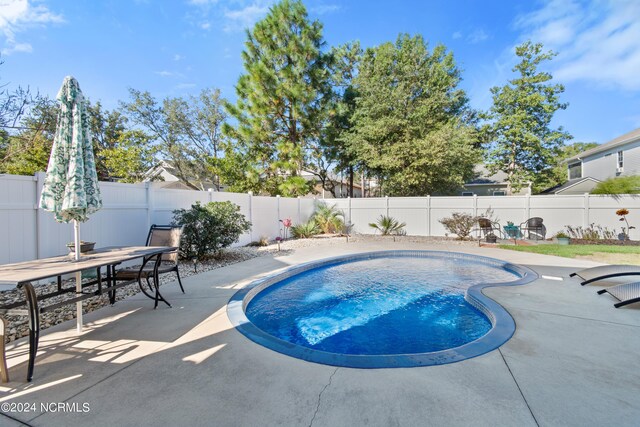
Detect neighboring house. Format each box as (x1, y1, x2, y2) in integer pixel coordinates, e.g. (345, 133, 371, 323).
(144, 161, 222, 191)
(539, 177, 601, 195)
(300, 170, 364, 198)
(558, 127, 640, 193)
(461, 165, 531, 196)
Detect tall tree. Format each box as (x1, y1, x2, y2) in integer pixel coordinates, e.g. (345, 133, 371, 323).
(122, 88, 226, 190)
(101, 130, 157, 183)
(320, 41, 362, 197)
(1, 58, 53, 173)
(0, 98, 57, 175)
(87, 102, 127, 180)
(483, 41, 571, 193)
(223, 0, 331, 196)
(344, 34, 478, 196)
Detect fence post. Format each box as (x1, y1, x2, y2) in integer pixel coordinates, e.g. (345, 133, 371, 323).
(145, 182, 155, 231)
(208, 188, 213, 203)
(276, 195, 281, 238)
(385, 195, 389, 217)
(248, 191, 253, 242)
(297, 196, 301, 224)
(473, 194, 478, 218)
(34, 172, 46, 259)
(426, 195, 431, 236)
(584, 193, 590, 228)
(347, 196, 352, 226)
(525, 194, 531, 223)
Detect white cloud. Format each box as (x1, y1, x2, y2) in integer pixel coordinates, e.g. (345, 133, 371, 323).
(0, 0, 64, 55)
(223, 3, 272, 32)
(176, 82, 197, 89)
(186, 0, 275, 33)
(310, 4, 340, 15)
(450, 28, 489, 44)
(2, 40, 31, 54)
(173, 54, 184, 61)
(155, 70, 185, 78)
(188, 0, 217, 5)
(467, 29, 489, 44)
(515, 0, 640, 91)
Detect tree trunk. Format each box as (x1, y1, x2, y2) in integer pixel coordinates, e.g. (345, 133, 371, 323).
(348, 166, 354, 198)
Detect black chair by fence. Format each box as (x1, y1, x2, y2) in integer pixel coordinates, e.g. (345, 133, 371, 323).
(474, 217, 504, 240)
(519, 217, 546, 240)
(114, 225, 185, 307)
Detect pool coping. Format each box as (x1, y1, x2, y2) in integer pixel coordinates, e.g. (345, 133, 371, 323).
(227, 250, 538, 368)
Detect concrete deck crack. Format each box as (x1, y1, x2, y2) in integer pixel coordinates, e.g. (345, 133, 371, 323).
(1, 411, 34, 426)
(309, 367, 338, 427)
(511, 306, 640, 328)
(499, 348, 540, 427)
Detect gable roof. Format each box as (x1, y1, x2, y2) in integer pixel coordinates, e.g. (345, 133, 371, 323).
(540, 177, 601, 194)
(566, 127, 640, 162)
(465, 165, 508, 185)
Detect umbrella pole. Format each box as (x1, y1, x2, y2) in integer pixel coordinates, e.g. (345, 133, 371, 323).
(74, 220, 83, 333)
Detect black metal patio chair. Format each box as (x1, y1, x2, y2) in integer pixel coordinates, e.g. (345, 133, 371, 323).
(519, 217, 546, 240)
(113, 225, 185, 306)
(473, 217, 504, 240)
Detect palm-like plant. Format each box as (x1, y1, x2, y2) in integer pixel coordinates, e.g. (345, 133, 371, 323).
(312, 203, 345, 234)
(369, 215, 406, 236)
(291, 220, 320, 238)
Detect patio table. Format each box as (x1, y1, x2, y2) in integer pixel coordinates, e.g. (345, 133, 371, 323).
(0, 245, 176, 382)
(503, 225, 522, 239)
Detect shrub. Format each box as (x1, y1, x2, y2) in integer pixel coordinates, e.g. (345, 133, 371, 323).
(591, 175, 640, 194)
(248, 236, 269, 247)
(368, 215, 406, 236)
(554, 231, 569, 239)
(173, 201, 251, 260)
(565, 224, 616, 240)
(439, 212, 476, 240)
(291, 220, 320, 238)
(312, 203, 345, 234)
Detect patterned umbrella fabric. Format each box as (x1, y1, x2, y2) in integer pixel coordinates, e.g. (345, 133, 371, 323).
(39, 76, 102, 333)
(39, 76, 102, 222)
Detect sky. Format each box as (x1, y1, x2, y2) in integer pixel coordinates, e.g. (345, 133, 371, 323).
(0, 0, 639, 145)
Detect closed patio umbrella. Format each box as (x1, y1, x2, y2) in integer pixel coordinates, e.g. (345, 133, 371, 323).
(39, 76, 102, 332)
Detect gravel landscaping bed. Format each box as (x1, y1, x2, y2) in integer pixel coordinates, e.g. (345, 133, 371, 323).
(1, 235, 473, 343)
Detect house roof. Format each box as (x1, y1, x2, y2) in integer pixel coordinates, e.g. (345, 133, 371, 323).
(465, 165, 508, 185)
(566, 127, 640, 162)
(539, 176, 601, 194)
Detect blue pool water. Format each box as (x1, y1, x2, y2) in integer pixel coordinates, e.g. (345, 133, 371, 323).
(245, 257, 520, 355)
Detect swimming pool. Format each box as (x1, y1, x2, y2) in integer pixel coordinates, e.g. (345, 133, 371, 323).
(227, 251, 537, 368)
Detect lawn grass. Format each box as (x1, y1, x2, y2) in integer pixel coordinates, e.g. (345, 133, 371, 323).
(497, 244, 640, 258)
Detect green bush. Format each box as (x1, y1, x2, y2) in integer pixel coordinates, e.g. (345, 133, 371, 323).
(173, 201, 251, 260)
(312, 203, 345, 234)
(291, 220, 320, 238)
(591, 175, 640, 194)
(368, 215, 406, 236)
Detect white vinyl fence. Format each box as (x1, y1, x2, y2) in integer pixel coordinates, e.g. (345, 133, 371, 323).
(2, 172, 639, 264)
(324, 194, 640, 241)
(0, 173, 316, 264)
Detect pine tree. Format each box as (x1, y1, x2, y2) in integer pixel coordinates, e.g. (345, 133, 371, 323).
(223, 0, 331, 196)
(484, 41, 572, 193)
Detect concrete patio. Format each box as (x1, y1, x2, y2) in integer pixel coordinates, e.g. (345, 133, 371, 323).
(1, 240, 639, 427)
